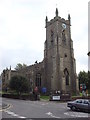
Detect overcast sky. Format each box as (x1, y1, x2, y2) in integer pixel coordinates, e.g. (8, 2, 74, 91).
(0, 0, 89, 74)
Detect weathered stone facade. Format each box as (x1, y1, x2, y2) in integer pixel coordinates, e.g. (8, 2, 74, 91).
(44, 9, 78, 94)
(1, 9, 79, 94)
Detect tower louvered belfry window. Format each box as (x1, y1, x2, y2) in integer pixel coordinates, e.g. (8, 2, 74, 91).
(62, 29, 66, 42)
(51, 30, 54, 42)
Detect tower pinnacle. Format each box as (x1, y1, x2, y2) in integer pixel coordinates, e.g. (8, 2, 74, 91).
(45, 16, 48, 23)
(68, 14, 71, 24)
(10, 65, 11, 70)
(68, 14, 70, 20)
(55, 8, 58, 17)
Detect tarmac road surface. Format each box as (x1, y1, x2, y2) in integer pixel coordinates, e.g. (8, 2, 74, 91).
(1, 97, 89, 120)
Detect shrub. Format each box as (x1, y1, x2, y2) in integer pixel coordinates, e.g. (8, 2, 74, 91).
(9, 75, 30, 95)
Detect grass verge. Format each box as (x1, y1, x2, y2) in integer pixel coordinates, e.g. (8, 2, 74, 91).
(40, 95, 49, 100)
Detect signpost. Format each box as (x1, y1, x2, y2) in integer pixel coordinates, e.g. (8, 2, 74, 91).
(52, 96, 60, 100)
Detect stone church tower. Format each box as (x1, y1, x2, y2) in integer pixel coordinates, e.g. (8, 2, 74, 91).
(1, 8, 79, 95)
(44, 8, 77, 94)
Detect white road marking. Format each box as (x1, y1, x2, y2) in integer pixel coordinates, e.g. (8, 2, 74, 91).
(46, 112, 52, 115)
(5, 110, 27, 118)
(46, 112, 61, 118)
(64, 112, 88, 117)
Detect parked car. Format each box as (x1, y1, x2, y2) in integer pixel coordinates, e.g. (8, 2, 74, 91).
(67, 99, 90, 113)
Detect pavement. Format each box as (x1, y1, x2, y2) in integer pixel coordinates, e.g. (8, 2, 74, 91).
(40, 98, 49, 102)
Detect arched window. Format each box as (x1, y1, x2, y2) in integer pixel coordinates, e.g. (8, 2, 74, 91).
(64, 68, 69, 85)
(62, 29, 66, 42)
(35, 73, 41, 87)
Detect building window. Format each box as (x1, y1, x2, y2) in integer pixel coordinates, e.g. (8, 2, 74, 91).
(65, 54, 67, 57)
(64, 68, 69, 85)
(62, 30, 66, 42)
(51, 30, 54, 42)
(7, 74, 8, 80)
(35, 73, 41, 87)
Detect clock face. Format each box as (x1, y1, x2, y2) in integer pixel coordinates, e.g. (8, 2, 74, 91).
(62, 23, 66, 29)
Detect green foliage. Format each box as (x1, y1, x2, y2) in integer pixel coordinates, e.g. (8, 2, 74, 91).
(78, 71, 89, 90)
(15, 63, 27, 70)
(9, 75, 30, 95)
(40, 95, 49, 100)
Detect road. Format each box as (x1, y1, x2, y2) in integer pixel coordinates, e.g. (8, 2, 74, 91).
(1, 97, 89, 119)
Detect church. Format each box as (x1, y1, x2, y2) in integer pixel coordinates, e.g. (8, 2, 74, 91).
(1, 8, 79, 95)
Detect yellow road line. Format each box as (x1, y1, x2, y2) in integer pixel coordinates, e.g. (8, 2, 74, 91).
(0, 104, 13, 112)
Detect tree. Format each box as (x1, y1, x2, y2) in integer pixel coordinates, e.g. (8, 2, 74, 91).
(9, 75, 30, 95)
(78, 71, 88, 90)
(15, 63, 27, 70)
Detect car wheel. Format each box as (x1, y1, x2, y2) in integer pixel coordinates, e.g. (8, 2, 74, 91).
(71, 106, 76, 111)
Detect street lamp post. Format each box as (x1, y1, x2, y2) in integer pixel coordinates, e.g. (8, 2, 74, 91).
(88, 51, 90, 71)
